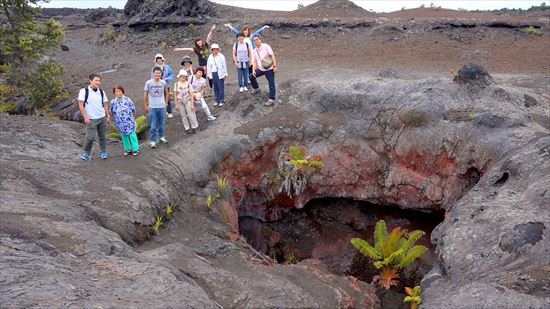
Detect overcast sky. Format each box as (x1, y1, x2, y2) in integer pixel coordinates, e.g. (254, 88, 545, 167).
(39, 1, 546, 12)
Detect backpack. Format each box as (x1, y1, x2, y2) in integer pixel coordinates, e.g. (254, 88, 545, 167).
(83, 87, 105, 105)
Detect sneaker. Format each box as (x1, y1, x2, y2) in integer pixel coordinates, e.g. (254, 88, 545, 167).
(264, 99, 274, 107)
(81, 152, 90, 160)
(100, 150, 108, 159)
(150, 141, 157, 148)
(160, 136, 168, 144)
(123, 151, 131, 156)
(207, 115, 217, 121)
(243, 87, 249, 92)
(166, 113, 174, 119)
(239, 87, 244, 93)
(186, 129, 192, 134)
(132, 150, 139, 156)
(218, 102, 224, 107)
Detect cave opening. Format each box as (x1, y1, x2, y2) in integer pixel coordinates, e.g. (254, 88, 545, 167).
(239, 197, 445, 306)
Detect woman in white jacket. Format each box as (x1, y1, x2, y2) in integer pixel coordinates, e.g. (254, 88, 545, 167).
(206, 43, 228, 107)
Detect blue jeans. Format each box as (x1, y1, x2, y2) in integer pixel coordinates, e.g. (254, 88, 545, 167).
(237, 62, 249, 88)
(149, 107, 165, 142)
(166, 97, 172, 114)
(250, 68, 276, 100)
(212, 72, 225, 104)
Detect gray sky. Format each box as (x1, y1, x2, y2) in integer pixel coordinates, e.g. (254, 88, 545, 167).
(39, 0, 545, 12)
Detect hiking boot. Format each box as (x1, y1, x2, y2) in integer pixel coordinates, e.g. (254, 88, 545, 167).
(150, 141, 157, 148)
(123, 151, 131, 156)
(81, 152, 90, 161)
(132, 150, 139, 156)
(160, 136, 168, 144)
(207, 115, 217, 121)
(264, 99, 274, 107)
(100, 150, 108, 159)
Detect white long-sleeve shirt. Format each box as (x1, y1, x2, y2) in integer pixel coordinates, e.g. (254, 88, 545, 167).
(207, 53, 228, 79)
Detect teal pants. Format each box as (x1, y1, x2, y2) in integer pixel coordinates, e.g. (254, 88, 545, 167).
(121, 131, 139, 152)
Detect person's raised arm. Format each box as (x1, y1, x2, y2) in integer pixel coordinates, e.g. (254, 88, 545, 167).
(206, 24, 216, 45)
(252, 25, 270, 37)
(224, 23, 239, 35)
(173, 47, 194, 52)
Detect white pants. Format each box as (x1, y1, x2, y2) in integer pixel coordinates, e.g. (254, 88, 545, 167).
(178, 97, 198, 130)
(194, 94, 213, 118)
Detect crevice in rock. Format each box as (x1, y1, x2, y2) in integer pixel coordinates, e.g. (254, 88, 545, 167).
(494, 172, 509, 186)
(239, 197, 445, 307)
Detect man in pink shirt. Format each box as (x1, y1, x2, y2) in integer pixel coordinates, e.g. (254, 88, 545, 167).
(249, 35, 278, 107)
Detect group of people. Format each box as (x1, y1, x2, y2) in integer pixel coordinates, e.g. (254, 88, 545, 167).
(77, 23, 278, 160)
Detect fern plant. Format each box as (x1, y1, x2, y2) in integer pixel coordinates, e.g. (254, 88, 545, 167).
(351, 220, 428, 289)
(278, 146, 323, 198)
(404, 285, 422, 309)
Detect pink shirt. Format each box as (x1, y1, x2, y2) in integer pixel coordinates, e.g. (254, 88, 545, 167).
(252, 43, 274, 72)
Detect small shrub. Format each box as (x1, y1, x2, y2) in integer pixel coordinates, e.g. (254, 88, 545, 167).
(23, 60, 68, 110)
(187, 23, 196, 33)
(520, 26, 542, 36)
(297, 3, 304, 9)
(285, 252, 298, 264)
(160, 41, 168, 49)
(278, 146, 323, 198)
(0, 102, 17, 113)
(99, 25, 117, 43)
(404, 285, 422, 309)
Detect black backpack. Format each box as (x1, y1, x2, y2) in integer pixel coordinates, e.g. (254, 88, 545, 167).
(83, 87, 105, 105)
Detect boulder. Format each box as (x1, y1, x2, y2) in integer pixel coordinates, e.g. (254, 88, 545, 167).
(124, 0, 214, 28)
(455, 63, 495, 86)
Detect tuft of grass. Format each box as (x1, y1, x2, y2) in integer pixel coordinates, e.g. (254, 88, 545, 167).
(520, 26, 542, 36)
(285, 252, 298, 264)
(207, 195, 213, 212)
(165, 204, 173, 218)
(187, 23, 196, 32)
(153, 215, 163, 233)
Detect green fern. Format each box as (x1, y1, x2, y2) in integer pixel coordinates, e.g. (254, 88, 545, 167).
(351, 220, 428, 289)
(351, 238, 381, 260)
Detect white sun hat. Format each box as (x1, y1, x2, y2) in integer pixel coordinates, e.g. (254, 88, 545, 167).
(210, 43, 220, 50)
(177, 69, 188, 77)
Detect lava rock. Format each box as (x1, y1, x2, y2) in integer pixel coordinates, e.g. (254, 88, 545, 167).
(378, 68, 400, 79)
(524, 94, 538, 107)
(124, 0, 214, 28)
(455, 63, 495, 86)
(61, 44, 70, 51)
(499, 222, 546, 253)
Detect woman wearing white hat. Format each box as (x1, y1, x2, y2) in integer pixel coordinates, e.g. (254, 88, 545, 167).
(174, 69, 199, 134)
(206, 43, 228, 107)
